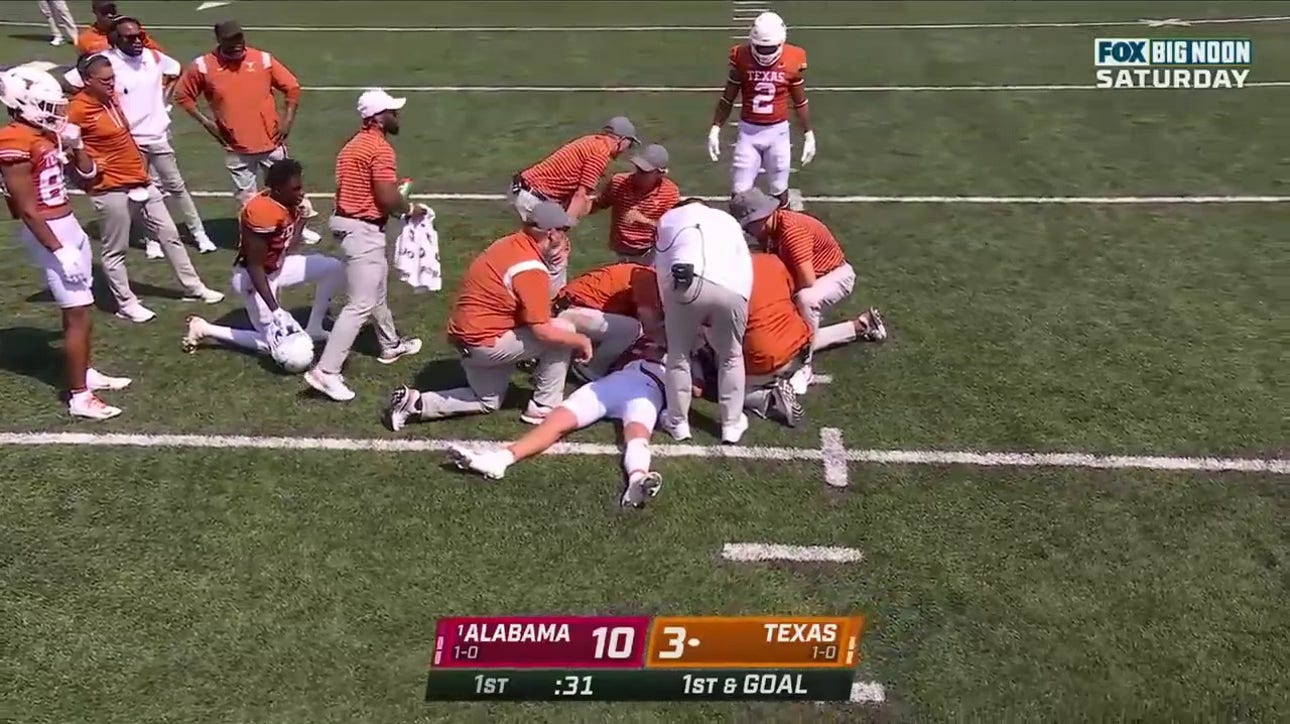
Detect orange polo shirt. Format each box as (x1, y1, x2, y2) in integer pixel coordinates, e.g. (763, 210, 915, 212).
(334, 127, 398, 221)
(592, 172, 680, 255)
(447, 231, 553, 348)
(172, 47, 301, 155)
(744, 253, 812, 376)
(67, 92, 149, 193)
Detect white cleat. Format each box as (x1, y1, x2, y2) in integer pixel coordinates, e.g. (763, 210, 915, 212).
(303, 368, 355, 401)
(50, 36, 64, 47)
(383, 385, 420, 432)
(519, 400, 551, 425)
(621, 471, 663, 509)
(182, 315, 208, 353)
(859, 307, 888, 343)
(194, 232, 218, 254)
(661, 414, 692, 442)
(721, 412, 750, 445)
(446, 444, 509, 480)
(144, 239, 164, 259)
(86, 367, 132, 391)
(68, 392, 122, 421)
(115, 302, 157, 324)
(300, 227, 322, 245)
(378, 337, 422, 365)
(185, 286, 225, 304)
(789, 364, 813, 395)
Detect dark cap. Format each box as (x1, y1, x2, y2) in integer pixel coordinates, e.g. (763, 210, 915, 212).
(729, 188, 779, 227)
(528, 200, 575, 231)
(214, 20, 243, 40)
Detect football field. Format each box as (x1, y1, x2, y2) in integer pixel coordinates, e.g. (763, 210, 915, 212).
(1, 1, 1287, 721)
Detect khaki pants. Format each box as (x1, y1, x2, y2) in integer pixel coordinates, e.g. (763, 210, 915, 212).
(140, 138, 206, 238)
(314, 215, 400, 373)
(797, 263, 856, 362)
(418, 323, 575, 418)
(556, 306, 642, 378)
(89, 186, 204, 308)
(508, 183, 566, 294)
(225, 145, 288, 204)
(37, 0, 77, 43)
(661, 277, 748, 429)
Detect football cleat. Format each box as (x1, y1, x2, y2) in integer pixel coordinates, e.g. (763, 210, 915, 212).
(770, 377, 804, 427)
(621, 471, 663, 509)
(859, 307, 888, 342)
(383, 385, 420, 432)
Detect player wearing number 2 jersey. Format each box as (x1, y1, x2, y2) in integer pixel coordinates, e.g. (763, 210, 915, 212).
(707, 12, 814, 207)
(0, 64, 132, 420)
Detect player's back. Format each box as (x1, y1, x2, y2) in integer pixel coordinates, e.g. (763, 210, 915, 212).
(745, 253, 810, 374)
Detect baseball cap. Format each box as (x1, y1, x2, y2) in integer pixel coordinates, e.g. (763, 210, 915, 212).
(357, 88, 407, 119)
(729, 188, 779, 227)
(214, 20, 243, 40)
(603, 116, 639, 144)
(528, 201, 575, 231)
(630, 144, 669, 172)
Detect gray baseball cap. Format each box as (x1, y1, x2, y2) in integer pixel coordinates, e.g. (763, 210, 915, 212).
(729, 188, 780, 227)
(528, 200, 575, 231)
(630, 144, 669, 172)
(603, 116, 639, 144)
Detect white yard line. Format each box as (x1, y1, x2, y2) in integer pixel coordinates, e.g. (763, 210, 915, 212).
(163, 191, 1290, 205)
(297, 82, 1290, 92)
(2, 15, 1287, 32)
(847, 681, 887, 704)
(721, 543, 864, 562)
(0, 432, 1284, 474)
(821, 428, 849, 488)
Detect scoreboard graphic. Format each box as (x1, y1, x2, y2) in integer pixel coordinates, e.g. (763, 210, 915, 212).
(425, 614, 866, 702)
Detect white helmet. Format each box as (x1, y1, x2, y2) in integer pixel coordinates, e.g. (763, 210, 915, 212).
(748, 11, 787, 67)
(270, 330, 315, 373)
(0, 65, 68, 133)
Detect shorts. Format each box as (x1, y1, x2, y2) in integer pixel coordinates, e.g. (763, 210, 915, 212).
(560, 359, 665, 429)
(21, 214, 94, 309)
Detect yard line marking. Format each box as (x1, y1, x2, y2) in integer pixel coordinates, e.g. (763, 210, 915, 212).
(848, 681, 887, 704)
(811, 374, 833, 385)
(0, 432, 1284, 474)
(3, 15, 1287, 32)
(297, 82, 1290, 92)
(195, 1, 233, 10)
(75, 190, 1290, 205)
(721, 543, 864, 563)
(821, 428, 849, 488)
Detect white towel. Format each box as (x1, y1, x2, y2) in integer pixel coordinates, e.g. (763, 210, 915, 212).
(394, 206, 442, 292)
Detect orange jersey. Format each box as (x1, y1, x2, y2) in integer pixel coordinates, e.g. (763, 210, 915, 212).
(76, 25, 164, 55)
(447, 231, 553, 348)
(519, 133, 619, 205)
(235, 192, 302, 274)
(66, 94, 149, 192)
(334, 127, 397, 221)
(0, 122, 72, 220)
(728, 43, 807, 125)
(172, 48, 301, 155)
(744, 253, 811, 376)
(763, 209, 846, 281)
(557, 262, 656, 318)
(593, 172, 680, 255)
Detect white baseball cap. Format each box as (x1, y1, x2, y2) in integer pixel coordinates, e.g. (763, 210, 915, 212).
(357, 88, 406, 119)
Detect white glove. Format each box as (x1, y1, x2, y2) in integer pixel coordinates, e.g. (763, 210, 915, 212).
(801, 131, 817, 166)
(706, 125, 722, 162)
(52, 245, 88, 285)
(269, 308, 301, 338)
(59, 123, 83, 151)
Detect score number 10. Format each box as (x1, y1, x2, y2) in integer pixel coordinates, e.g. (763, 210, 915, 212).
(591, 625, 692, 661)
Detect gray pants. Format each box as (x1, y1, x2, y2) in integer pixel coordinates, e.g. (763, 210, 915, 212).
(315, 215, 400, 374)
(140, 139, 207, 238)
(742, 349, 808, 415)
(418, 323, 574, 419)
(557, 306, 642, 379)
(90, 186, 204, 307)
(661, 277, 748, 429)
(37, 0, 77, 43)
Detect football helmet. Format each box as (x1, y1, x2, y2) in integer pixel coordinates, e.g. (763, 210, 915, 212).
(748, 12, 787, 67)
(270, 329, 315, 373)
(0, 65, 68, 133)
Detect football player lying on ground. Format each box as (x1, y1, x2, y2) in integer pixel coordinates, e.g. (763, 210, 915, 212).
(182, 158, 342, 371)
(443, 338, 676, 509)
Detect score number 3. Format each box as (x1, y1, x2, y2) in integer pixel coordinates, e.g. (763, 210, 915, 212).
(749, 81, 777, 115)
(657, 626, 688, 659)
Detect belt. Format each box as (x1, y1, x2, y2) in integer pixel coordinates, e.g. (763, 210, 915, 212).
(511, 174, 549, 201)
(552, 294, 574, 315)
(335, 211, 387, 231)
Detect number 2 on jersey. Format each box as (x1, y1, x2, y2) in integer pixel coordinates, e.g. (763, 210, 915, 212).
(750, 81, 777, 115)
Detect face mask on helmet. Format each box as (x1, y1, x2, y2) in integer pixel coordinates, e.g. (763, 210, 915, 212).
(749, 12, 787, 66)
(5, 69, 68, 133)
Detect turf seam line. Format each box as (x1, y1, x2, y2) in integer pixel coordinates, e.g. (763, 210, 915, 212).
(821, 428, 849, 488)
(0, 433, 1284, 474)
(2, 16, 1286, 32)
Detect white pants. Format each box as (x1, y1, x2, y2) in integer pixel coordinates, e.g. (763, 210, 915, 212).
(796, 263, 856, 337)
(561, 359, 665, 429)
(732, 120, 792, 195)
(230, 253, 344, 332)
(21, 215, 95, 309)
(37, 0, 77, 43)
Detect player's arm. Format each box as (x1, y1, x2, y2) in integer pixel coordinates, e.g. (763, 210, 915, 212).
(789, 58, 816, 164)
(239, 229, 282, 311)
(159, 52, 182, 99)
(1, 161, 66, 252)
(517, 272, 593, 359)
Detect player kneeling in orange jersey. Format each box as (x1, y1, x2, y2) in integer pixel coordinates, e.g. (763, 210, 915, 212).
(554, 261, 662, 380)
(446, 339, 669, 509)
(182, 159, 342, 366)
(1, 64, 131, 420)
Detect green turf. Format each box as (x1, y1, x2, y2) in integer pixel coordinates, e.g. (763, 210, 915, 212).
(0, 1, 1287, 722)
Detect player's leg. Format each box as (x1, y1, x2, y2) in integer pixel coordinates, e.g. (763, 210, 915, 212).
(388, 330, 535, 427)
(763, 122, 793, 204)
(521, 319, 576, 422)
(815, 308, 888, 351)
(184, 266, 274, 355)
(616, 387, 664, 508)
(730, 122, 763, 195)
(135, 186, 220, 302)
(224, 152, 259, 207)
(280, 253, 344, 339)
(370, 259, 421, 365)
(659, 292, 704, 440)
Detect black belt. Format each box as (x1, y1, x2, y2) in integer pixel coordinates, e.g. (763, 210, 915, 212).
(511, 175, 549, 201)
(335, 211, 387, 231)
